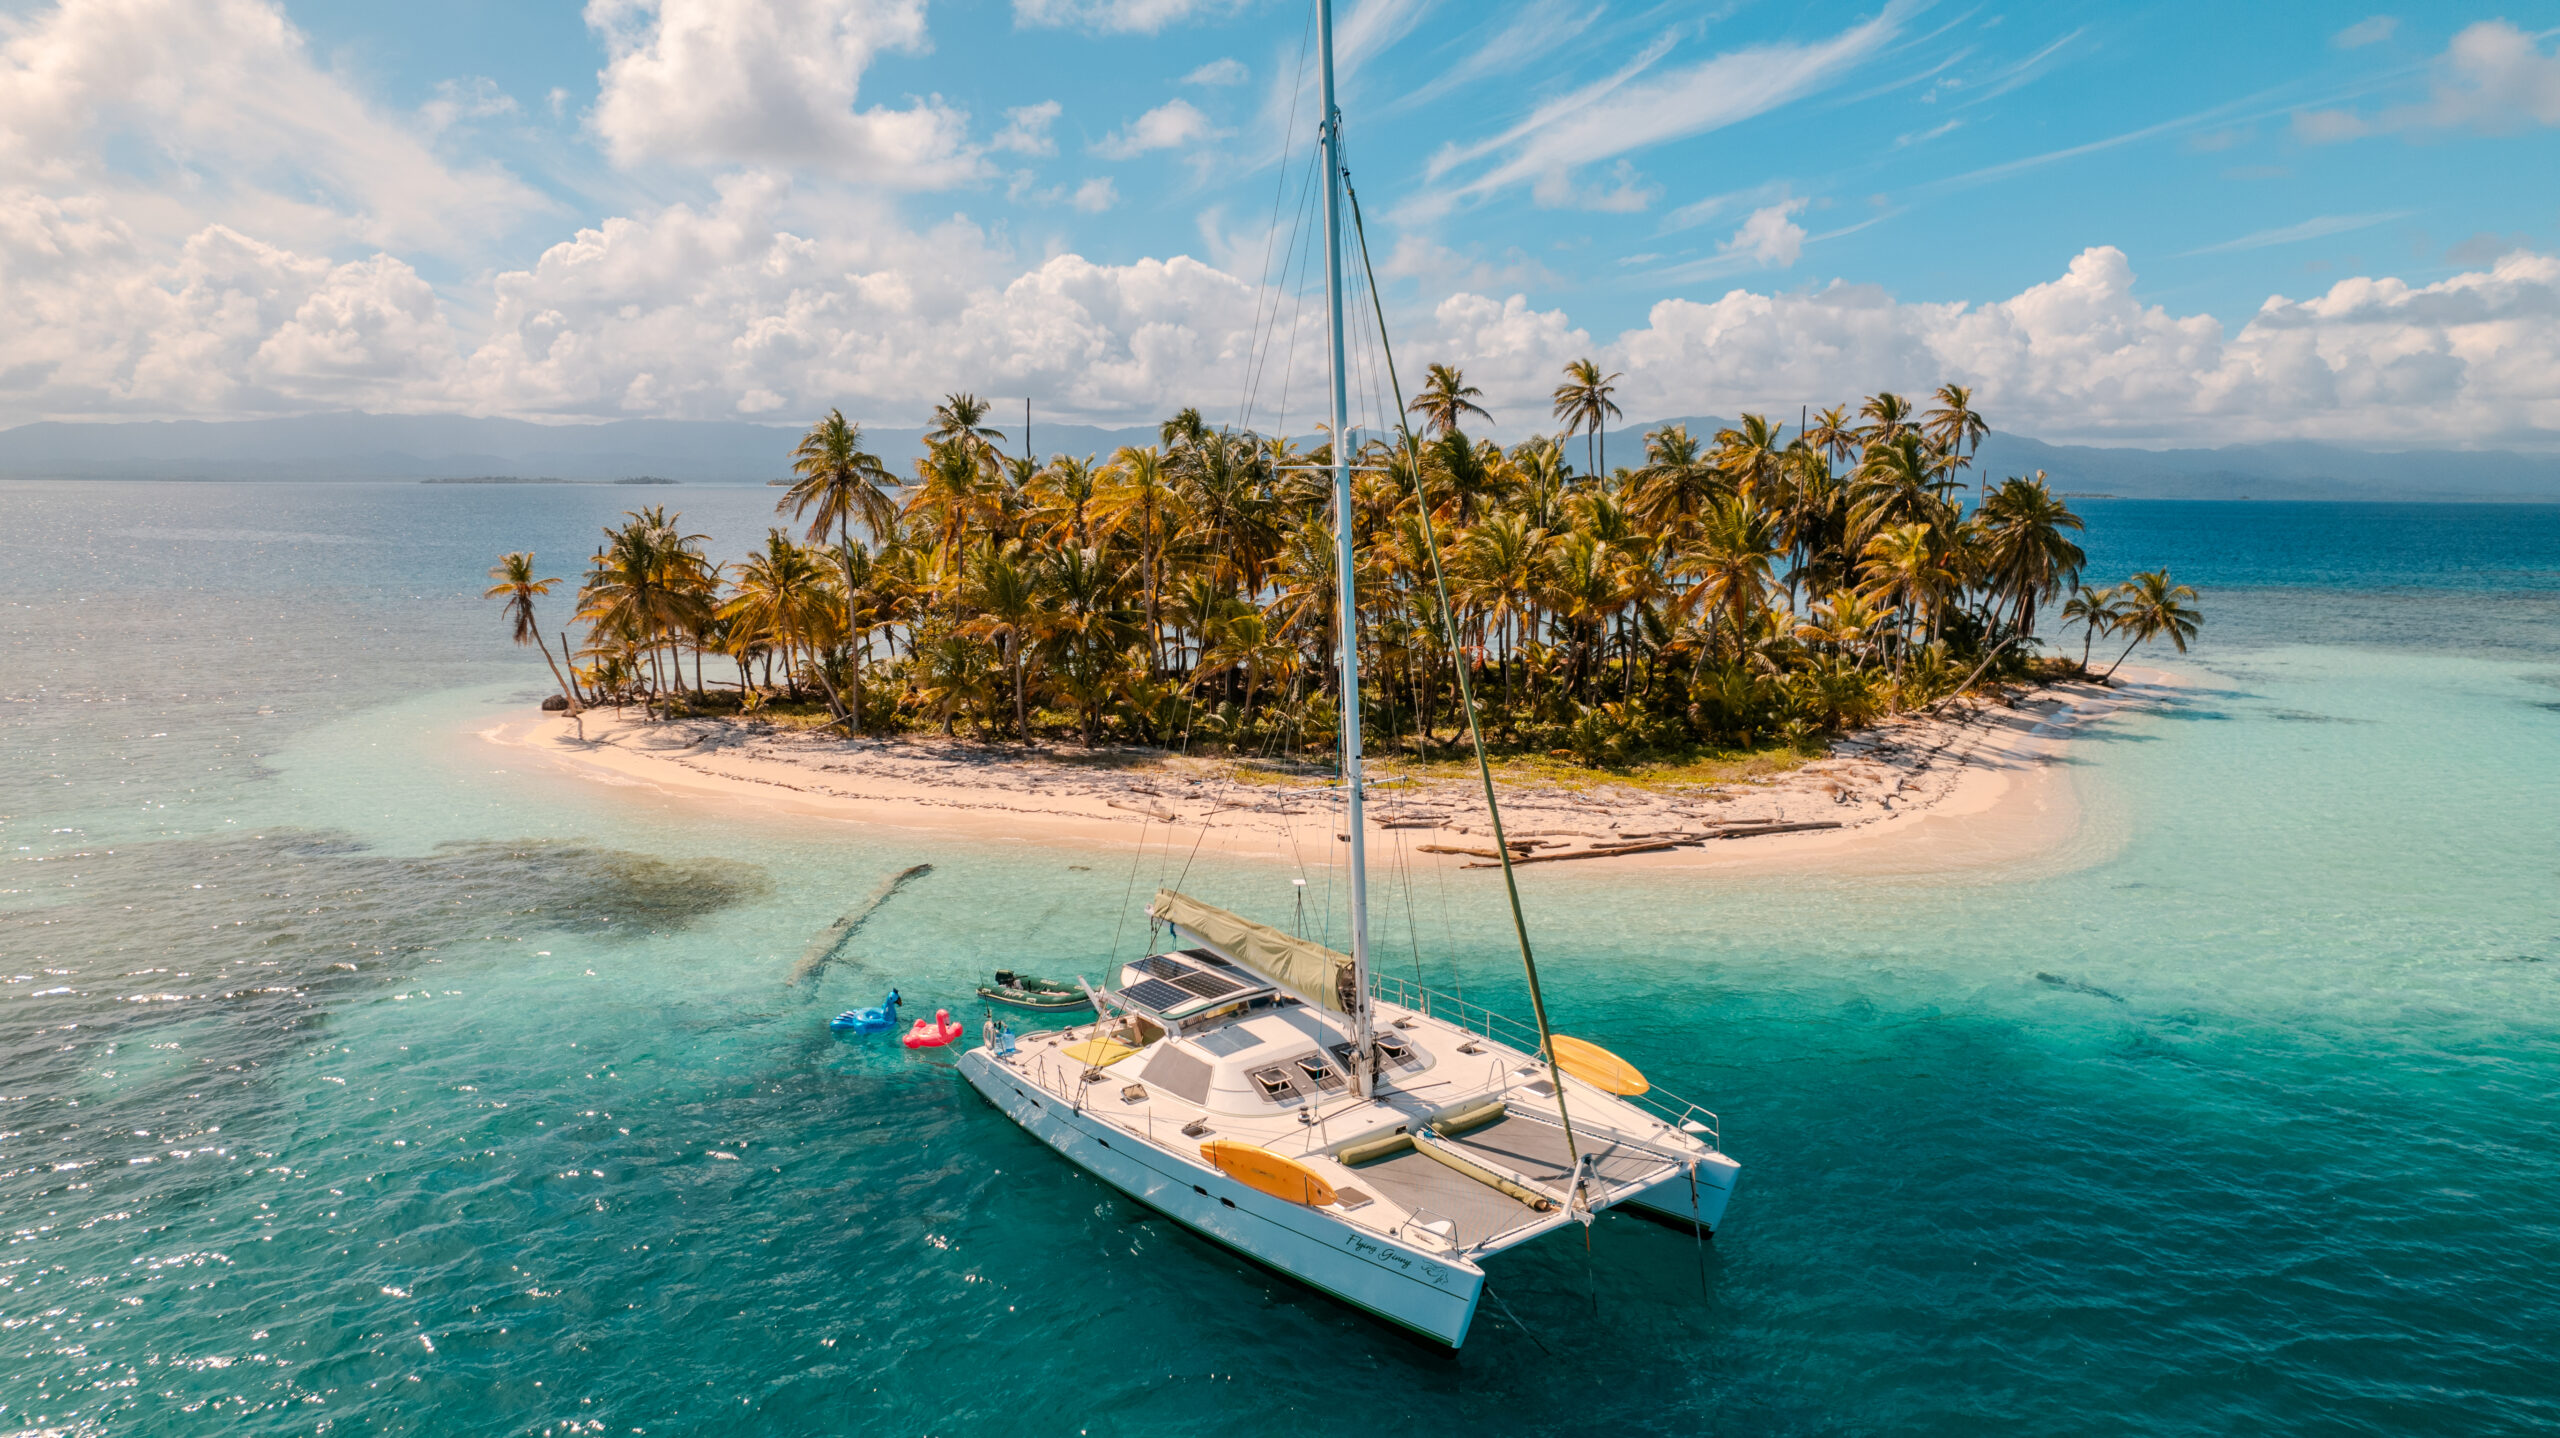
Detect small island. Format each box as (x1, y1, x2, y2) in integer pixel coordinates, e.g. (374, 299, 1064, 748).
(483, 372, 2198, 864)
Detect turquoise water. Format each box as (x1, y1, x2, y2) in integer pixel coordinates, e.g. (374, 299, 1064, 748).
(3, 483, 2557, 1435)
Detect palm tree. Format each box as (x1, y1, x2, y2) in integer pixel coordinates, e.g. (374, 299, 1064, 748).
(783, 409, 897, 732)
(1855, 521, 1957, 667)
(960, 543, 1042, 743)
(1190, 611, 1298, 731)
(2059, 583, 2120, 671)
(577, 509, 713, 715)
(1848, 432, 1959, 553)
(1859, 391, 1915, 444)
(718, 529, 841, 701)
(927, 393, 1006, 461)
(1802, 404, 1860, 470)
(1678, 496, 1782, 661)
(1551, 357, 1623, 476)
(1975, 474, 2085, 639)
(484, 552, 579, 712)
(1092, 445, 1184, 672)
(1626, 424, 1724, 547)
(1409, 362, 1492, 437)
(1922, 384, 1990, 494)
(2101, 570, 2202, 679)
(1713, 414, 1788, 501)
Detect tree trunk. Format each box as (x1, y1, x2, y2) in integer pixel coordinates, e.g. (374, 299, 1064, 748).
(531, 629, 581, 713)
(1010, 631, 1028, 743)
(807, 646, 855, 732)
(2101, 631, 2145, 681)
(837, 525, 864, 737)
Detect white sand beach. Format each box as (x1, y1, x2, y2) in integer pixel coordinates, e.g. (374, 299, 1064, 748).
(480, 670, 2170, 879)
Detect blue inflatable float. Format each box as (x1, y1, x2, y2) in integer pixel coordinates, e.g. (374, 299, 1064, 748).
(831, 989, 901, 1035)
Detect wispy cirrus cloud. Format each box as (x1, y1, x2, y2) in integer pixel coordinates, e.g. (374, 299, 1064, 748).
(1420, 1, 1916, 211)
(1011, 0, 1230, 35)
(2177, 210, 2414, 257)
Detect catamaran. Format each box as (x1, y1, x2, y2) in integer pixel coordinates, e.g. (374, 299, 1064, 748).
(956, 0, 1738, 1348)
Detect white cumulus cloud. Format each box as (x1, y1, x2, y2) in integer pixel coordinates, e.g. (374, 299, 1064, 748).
(993, 100, 1062, 156)
(1724, 199, 1808, 268)
(2297, 19, 2560, 141)
(1418, 246, 2560, 449)
(0, 0, 541, 254)
(448, 172, 1271, 422)
(1092, 98, 1218, 159)
(584, 0, 975, 184)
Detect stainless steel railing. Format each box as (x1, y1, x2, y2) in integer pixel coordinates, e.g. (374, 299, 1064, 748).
(1366, 973, 1722, 1152)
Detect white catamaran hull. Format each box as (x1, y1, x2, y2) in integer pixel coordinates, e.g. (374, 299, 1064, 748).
(959, 1047, 1486, 1346)
(1619, 1151, 1743, 1233)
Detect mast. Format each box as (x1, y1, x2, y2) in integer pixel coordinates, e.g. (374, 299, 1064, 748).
(1316, 0, 1373, 1096)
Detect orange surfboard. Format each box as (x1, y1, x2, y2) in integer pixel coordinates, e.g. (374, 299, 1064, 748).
(1547, 1035, 1650, 1095)
(1200, 1140, 1338, 1208)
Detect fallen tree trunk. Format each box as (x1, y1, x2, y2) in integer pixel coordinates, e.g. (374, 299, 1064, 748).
(1683, 820, 1844, 842)
(1464, 840, 1682, 868)
(1419, 843, 1534, 859)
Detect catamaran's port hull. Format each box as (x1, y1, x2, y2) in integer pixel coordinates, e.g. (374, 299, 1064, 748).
(1617, 1151, 1742, 1234)
(959, 1048, 1486, 1347)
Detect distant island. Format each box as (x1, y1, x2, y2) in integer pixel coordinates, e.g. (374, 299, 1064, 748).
(424, 475, 679, 485)
(5, 408, 2559, 499)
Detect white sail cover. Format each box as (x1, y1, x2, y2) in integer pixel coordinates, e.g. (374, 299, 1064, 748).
(1149, 889, 1355, 1014)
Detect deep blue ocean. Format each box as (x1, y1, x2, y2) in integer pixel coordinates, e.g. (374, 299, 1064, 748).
(2, 483, 2556, 1436)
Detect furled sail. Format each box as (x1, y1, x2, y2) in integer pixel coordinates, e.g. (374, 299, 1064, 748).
(1149, 888, 1355, 1014)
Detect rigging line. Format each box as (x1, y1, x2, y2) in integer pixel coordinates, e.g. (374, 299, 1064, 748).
(1392, 823, 1424, 987)
(1270, 145, 1325, 445)
(1168, 795, 1218, 900)
(1341, 168, 1585, 1190)
(1233, 1, 1319, 434)
(1242, 141, 1325, 436)
(1110, 813, 1149, 967)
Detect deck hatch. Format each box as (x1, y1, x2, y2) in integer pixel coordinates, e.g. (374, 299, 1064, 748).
(1248, 1066, 1302, 1103)
(1193, 1026, 1264, 1057)
(1294, 1054, 1346, 1093)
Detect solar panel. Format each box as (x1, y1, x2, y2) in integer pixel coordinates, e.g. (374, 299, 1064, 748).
(1168, 970, 1243, 1000)
(1180, 947, 1236, 968)
(1118, 978, 1193, 1011)
(1130, 955, 1184, 979)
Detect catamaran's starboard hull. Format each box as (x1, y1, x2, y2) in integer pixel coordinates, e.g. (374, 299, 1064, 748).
(959, 1047, 1486, 1347)
(1619, 1151, 1742, 1234)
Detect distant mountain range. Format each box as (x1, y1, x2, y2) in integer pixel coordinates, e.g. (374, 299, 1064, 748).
(2, 410, 2555, 502)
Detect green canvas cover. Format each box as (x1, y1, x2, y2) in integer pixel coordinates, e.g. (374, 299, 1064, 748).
(1149, 888, 1355, 1014)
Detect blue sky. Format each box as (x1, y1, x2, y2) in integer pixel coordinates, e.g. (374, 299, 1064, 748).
(3, 0, 2557, 446)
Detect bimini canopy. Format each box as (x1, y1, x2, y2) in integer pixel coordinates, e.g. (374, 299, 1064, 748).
(1149, 889, 1355, 1014)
